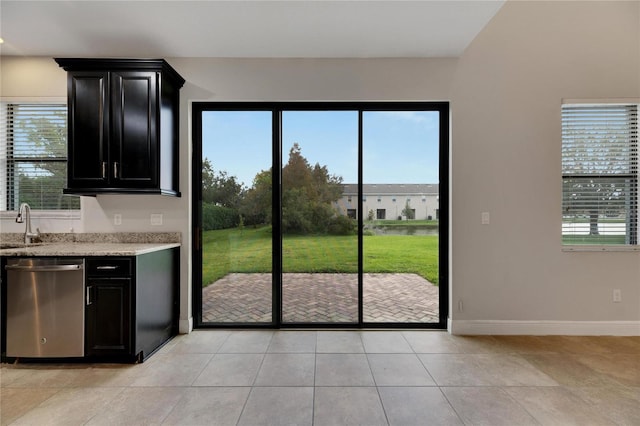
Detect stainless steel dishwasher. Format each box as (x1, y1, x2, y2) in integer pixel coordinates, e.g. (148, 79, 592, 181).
(6, 258, 85, 358)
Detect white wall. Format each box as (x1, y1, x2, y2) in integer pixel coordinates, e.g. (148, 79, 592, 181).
(450, 0, 640, 334)
(2, 1, 638, 334)
(0, 56, 457, 333)
(0, 57, 80, 233)
(165, 57, 457, 332)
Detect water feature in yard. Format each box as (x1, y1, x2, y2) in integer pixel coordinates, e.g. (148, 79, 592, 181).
(366, 224, 439, 236)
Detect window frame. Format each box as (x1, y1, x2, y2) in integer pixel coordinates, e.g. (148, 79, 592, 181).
(0, 97, 80, 219)
(561, 100, 640, 252)
(191, 101, 450, 329)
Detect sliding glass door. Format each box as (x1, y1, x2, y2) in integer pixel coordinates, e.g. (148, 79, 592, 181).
(192, 103, 448, 328)
(197, 110, 273, 324)
(362, 111, 441, 323)
(281, 111, 359, 324)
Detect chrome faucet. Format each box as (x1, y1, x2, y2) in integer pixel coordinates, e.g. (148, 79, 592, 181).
(15, 203, 41, 244)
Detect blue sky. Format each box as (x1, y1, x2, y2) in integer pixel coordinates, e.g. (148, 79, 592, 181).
(201, 110, 439, 188)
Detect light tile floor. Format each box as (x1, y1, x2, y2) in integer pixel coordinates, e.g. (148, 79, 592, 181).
(1, 331, 639, 425)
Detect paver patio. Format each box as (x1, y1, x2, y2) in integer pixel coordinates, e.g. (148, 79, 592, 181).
(202, 273, 439, 323)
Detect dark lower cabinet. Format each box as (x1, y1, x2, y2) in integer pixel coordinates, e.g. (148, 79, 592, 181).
(86, 277, 131, 356)
(85, 248, 178, 362)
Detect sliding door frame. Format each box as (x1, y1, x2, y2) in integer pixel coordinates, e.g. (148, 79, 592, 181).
(192, 101, 449, 329)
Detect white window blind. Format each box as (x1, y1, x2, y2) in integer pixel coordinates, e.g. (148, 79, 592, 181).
(561, 104, 638, 245)
(0, 102, 79, 211)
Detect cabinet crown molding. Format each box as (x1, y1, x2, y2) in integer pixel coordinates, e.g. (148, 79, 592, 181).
(54, 58, 185, 88)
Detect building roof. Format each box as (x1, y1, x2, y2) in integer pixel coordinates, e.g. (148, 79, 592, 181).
(342, 184, 439, 195)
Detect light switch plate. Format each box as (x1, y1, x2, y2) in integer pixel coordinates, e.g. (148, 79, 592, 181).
(150, 213, 163, 226)
(481, 212, 490, 225)
(613, 289, 622, 303)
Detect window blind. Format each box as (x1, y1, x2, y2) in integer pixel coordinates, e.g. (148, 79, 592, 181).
(0, 102, 79, 211)
(561, 104, 639, 245)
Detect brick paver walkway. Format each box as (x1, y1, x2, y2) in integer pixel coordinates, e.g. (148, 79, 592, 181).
(202, 273, 439, 323)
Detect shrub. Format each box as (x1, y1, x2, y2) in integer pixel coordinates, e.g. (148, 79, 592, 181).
(202, 202, 239, 230)
(328, 215, 357, 235)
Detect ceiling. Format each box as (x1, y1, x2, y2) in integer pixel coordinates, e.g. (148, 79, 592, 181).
(0, 1, 504, 58)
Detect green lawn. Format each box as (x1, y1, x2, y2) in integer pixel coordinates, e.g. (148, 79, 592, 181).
(562, 235, 627, 245)
(202, 226, 439, 286)
(367, 219, 439, 227)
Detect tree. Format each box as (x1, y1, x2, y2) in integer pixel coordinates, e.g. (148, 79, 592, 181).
(280, 143, 344, 233)
(14, 107, 79, 209)
(562, 105, 635, 236)
(202, 158, 245, 209)
(282, 143, 343, 205)
(200, 159, 246, 230)
(240, 168, 272, 226)
(563, 178, 628, 235)
(402, 200, 415, 219)
(241, 143, 348, 233)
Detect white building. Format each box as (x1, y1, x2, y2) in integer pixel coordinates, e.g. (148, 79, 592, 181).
(336, 184, 439, 221)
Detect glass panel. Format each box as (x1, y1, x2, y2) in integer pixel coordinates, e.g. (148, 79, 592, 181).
(200, 111, 273, 323)
(362, 111, 440, 323)
(281, 111, 358, 324)
(562, 176, 635, 245)
(2, 103, 78, 211)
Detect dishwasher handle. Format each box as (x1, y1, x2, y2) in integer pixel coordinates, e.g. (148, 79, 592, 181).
(5, 264, 83, 272)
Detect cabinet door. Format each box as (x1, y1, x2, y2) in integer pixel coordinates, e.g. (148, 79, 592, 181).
(110, 71, 158, 188)
(86, 278, 131, 356)
(67, 71, 110, 188)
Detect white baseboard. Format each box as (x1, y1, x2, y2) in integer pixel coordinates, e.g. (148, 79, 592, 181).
(449, 319, 640, 336)
(178, 317, 193, 334)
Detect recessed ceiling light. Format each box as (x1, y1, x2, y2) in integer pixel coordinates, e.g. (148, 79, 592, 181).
(0, 38, 4, 44)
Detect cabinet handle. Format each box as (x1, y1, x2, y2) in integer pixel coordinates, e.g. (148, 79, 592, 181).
(96, 265, 118, 270)
(114, 162, 119, 179)
(102, 162, 107, 179)
(86, 286, 92, 306)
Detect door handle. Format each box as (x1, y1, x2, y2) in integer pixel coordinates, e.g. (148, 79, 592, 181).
(102, 162, 107, 179)
(113, 162, 119, 179)
(86, 286, 93, 306)
(96, 265, 118, 270)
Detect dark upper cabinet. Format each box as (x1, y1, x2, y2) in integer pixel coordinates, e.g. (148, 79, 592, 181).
(55, 59, 185, 196)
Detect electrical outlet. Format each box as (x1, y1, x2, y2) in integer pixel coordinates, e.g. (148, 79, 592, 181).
(150, 213, 163, 226)
(114, 214, 122, 226)
(613, 289, 622, 303)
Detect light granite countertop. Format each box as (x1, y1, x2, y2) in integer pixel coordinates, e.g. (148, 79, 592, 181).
(0, 242, 180, 257)
(0, 233, 181, 257)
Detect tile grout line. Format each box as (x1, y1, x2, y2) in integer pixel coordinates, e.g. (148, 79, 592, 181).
(365, 352, 392, 425)
(311, 333, 317, 426)
(360, 332, 393, 424)
(234, 331, 274, 425)
(436, 385, 468, 425)
(498, 386, 544, 426)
